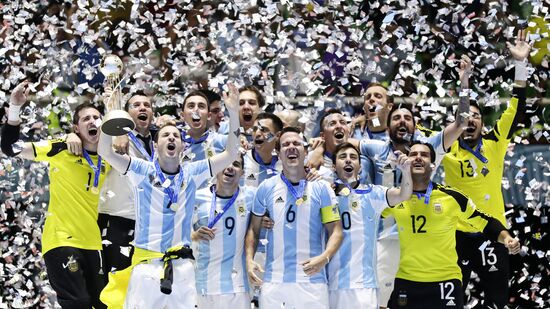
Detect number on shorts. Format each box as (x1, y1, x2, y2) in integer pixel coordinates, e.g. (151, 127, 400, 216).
(410, 215, 427, 233)
(286, 204, 296, 223)
(481, 245, 497, 266)
(225, 217, 235, 235)
(341, 211, 351, 230)
(439, 282, 455, 301)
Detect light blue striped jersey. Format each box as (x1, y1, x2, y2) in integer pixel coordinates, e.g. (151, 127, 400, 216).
(193, 186, 254, 295)
(252, 176, 338, 284)
(126, 158, 211, 253)
(242, 149, 282, 187)
(328, 185, 389, 290)
(359, 131, 445, 239)
(181, 131, 226, 163)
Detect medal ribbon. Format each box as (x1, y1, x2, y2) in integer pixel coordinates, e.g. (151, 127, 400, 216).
(252, 149, 278, 171)
(334, 179, 373, 195)
(127, 131, 154, 160)
(182, 131, 209, 144)
(153, 160, 184, 209)
(207, 185, 240, 228)
(412, 181, 434, 204)
(280, 173, 307, 202)
(459, 139, 488, 164)
(83, 149, 102, 191)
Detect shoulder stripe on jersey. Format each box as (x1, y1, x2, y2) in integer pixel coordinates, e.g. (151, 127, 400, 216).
(437, 185, 469, 212)
(47, 141, 68, 157)
(482, 130, 499, 142)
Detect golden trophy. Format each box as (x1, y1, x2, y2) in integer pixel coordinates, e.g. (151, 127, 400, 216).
(99, 54, 135, 136)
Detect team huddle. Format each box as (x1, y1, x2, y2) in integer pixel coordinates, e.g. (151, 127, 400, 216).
(0, 31, 531, 309)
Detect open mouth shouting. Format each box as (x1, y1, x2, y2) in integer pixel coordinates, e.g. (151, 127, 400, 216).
(285, 149, 300, 162)
(243, 113, 253, 123)
(167, 142, 176, 152)
(343, 164, 354, 173)
(254, 137, 264, 146)
(334, 130, 346, 141)
(411, 160, 425, 172)
(88, 127, 98, 136)
(137, 113, 149, 122)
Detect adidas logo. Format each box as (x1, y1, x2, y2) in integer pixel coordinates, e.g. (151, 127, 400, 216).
(489, 265, 498, 272)
(247, 174, 256, 180)
(182, 155, 191, 161)
(397, 203, 405, 209)
(75, 159, 83, 165)
(446, 299, 456, 306)
(275, 196, 284, 203)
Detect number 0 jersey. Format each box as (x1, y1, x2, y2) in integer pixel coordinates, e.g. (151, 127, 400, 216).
(252, 176, 340, 284)
(193, 186, 255, 295)
(328, 185, 389, 291)
(387, 183, 498, 283)
(33, 140, 110, 254)
(443, 88, 526, 232)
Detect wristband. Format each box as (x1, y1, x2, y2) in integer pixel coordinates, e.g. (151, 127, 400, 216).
(8, 105, 21, 122)
(514, 60, 527, 82)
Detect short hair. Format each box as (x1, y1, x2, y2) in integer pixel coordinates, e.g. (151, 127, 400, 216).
(332, 142, 361, 165)
(386, 103, 416, 128)
(365, 82, 394, 104)
(239, 85, 265, 107)
(409, 141, 436, 163)
(255, 112, 284, 133)
(276, 126, 307, 151)
(183, 90, 210, 111)
(154, 122, 179, 143)
(73, 102, 101, 125)
(200, 89, 222, 104)
(124, 90, 149, 111)
(320, 108, 344, 132)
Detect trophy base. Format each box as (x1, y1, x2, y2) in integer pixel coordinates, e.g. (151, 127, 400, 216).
(101, 110, 136, 136)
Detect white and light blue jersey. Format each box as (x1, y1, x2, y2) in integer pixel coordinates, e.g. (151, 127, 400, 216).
(126, 158, 211, 253)
(181, 131, 227, 163)
(328, 185, 389, 291)
(242, 149, 282, 187)
(193, 186, 255, 295)
(252, 176, 338, 284)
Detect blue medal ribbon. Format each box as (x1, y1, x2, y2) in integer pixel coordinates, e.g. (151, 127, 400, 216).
(82, 149, 102, 191)
(153, 160, 185, 209)
(182, 130, 209, 144)
(252, 149, 278, 171)
(459, 139, 488, 164)
(334, 179, 373, 195)
(280, 173, 307, 202)
(413, 181, 433, 204)
(127, 131, 154, 160)
(207, 185, 240, 228)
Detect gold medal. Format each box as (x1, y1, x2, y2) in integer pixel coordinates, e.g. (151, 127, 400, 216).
(340, 187, 351, 196)
(296, 198, 304, 206)
(91, 186, 99, 195)
(170, 203, 179, 212)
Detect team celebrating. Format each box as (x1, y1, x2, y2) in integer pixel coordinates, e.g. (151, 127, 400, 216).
(0, 30, 532, 309)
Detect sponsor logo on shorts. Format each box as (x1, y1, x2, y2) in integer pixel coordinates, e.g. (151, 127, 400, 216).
(461, 260, 470, 266)
(62, 255, 79, 273)
(489, 265, 498, 272)
(446, 299, 456, 306)
(397, 292, 407, 306)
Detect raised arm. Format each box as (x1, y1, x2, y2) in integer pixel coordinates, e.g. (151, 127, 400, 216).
(1, 81, 35, 160)
(386, 151, 413, 206)
(98, 130, 131, 173)
(442, 55, 472, 151)
(209, 83, 241, 175)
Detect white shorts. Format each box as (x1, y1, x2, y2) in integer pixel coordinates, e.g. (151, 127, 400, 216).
(124, 259, 196, 309)
(260, 282, 328, 309)
(377, 238, 400, 307)
(329, 288, 378, 309)
(197, 292, 251, 309)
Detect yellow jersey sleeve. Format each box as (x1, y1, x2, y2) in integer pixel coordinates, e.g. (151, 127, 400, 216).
(33, 139, 67, 162)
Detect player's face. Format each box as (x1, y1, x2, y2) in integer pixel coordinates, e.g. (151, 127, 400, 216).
(363, 86, 391, 125)
(217, 158, 244, 186)
(461, 106, 483, 144)
(208, 100, 224, 127)
(74, 107, 101, 144)
(409, 144, 433, 176)
(279, 132, 306, 169)
(388, 109, 415, 144)
(239, 90, 261, 130)
(181, 95, 209, 131)
(321, 113, 350, 150)
(156, 126, 183, 159)
(334, 147, 360, 180)
(127, 95, 153, 131)
(253, 118, 277, 151)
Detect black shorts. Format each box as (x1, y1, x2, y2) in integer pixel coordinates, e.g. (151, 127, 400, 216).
(456, 231, 510, 308)
(388, 278, 463, 309)
(97, 213, 135, 274)
(43, 246, 106, 309)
